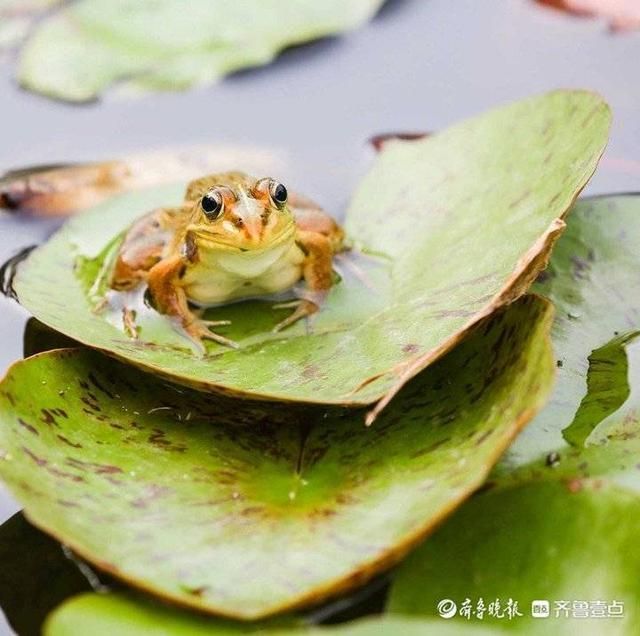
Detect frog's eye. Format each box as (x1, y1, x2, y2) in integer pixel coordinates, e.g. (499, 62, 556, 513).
(201, 189, 224, 220)
(269, 181, 288, 208)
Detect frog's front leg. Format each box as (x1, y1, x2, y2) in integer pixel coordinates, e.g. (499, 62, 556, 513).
(273, 230, 334, 332)
(147, 255, 237, 350)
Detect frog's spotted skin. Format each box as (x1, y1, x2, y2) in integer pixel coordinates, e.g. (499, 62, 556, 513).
(108, 171, 344, 349)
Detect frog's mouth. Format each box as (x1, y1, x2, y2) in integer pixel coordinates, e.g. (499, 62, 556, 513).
(190, 222, 296, 253)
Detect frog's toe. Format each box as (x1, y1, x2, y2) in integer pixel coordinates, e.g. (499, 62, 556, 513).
(203, 331, 239, 349)
(200, 319, 232, 327)
(185, 320, 239, 350)
(92, 297, 109, 314)
(272, 300, 302, 310)
(273, 299, 318, 333)
(122, 307, 139, 339)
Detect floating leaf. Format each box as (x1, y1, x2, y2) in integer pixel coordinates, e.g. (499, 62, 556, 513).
(17, 0, 385, 102)
(0, 296, 554, 619)
(498, 193, 640, 472)
(0, 510, 386, 634)
(13, 92, 609, 415)
(388, 194, 640, 634)
(389, 481, 640, 634)
(0, 144, 286, 217)
(562, 332, 638, 447)
(45, 592, 257, 636)
(45, 591, 497, 635)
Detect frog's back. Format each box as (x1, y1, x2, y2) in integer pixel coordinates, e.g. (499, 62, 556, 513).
(109, 205, 186, 290)
(290, 193, 345, 253)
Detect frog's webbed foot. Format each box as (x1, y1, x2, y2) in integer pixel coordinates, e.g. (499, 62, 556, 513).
(272, 299, 319, 333)
(185, 319, 239, 350)
(92, 292, 139, 339)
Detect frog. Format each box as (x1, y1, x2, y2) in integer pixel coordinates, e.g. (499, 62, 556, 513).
(108, 171, 345, 349)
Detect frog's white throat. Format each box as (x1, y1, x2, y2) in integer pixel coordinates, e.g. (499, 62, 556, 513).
(205, 241, 293, 278)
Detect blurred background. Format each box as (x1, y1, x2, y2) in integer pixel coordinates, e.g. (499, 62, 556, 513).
(0, 0, 639, 631)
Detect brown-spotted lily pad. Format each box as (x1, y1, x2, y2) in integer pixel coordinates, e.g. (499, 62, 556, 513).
(12, 92, 609, 418)
(388, 194, 640, 634)
(0, 295, 554, 619)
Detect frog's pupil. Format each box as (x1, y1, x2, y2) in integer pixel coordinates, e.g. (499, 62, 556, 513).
(202, 192, 222, 217)
(273, 183, 287, 205)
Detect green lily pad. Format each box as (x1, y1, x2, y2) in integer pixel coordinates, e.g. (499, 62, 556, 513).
(45, 592, 499, 635)
(389, 481, 640, 634)
(13, 91, 610, 414)
(0, 509, 383, 634)
(45, 592, 258, 636)
(562, 332, 639, 447)
(17, 0, 385, 102)
(497, 193, 640, 473)
(388, 194, 640, 634)
(0, 295, 554, 619)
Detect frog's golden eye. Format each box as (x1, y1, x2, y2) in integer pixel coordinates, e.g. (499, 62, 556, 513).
(201, 189, 224, 220)
(269, 181, 288, 208)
